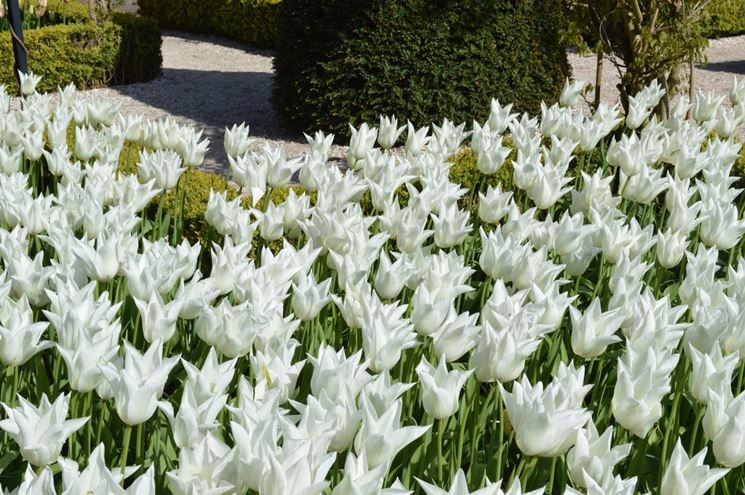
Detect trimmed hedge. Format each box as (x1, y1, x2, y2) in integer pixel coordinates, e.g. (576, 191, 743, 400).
(0, 12, 161, 92)
(702, 0, 745, 38)
(137, 0, 281, 48)
(273, 0, 570, 137)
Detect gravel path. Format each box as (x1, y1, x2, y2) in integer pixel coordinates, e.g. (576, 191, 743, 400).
(86, 32, 349, 174)
(81, 31, 745, 174)
(569, 36, 745, 112)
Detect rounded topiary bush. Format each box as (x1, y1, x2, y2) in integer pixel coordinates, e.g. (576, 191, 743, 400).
(273, 0, 570, 137)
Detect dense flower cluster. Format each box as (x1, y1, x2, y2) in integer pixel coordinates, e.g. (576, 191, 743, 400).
(0, 74, 745, 494)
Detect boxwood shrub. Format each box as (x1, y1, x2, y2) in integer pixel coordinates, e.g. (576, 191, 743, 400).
(273, 0, 570, 137)
(0, 12, 161, 92)
(137, 0, 281, 48)
(702, 0, 745, 37)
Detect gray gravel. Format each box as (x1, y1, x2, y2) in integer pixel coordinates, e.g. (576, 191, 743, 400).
(80, 31, 745, 174)
(569, 36, 745, 113)
(85, 31, 350, 174)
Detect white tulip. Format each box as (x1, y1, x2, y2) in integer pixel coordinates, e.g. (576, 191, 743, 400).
(416, 356, 473, 420)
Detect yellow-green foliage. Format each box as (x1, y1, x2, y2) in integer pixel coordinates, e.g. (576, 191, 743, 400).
(117, 141, 143, 176)
(734, 142, 745, 181)
(138, 0, 281, 48)
(157, 169, 239, 245)
(702, 0, 745, 38)
(448, 148, 514, 214)
(48, 1, 92, 23)
(0, 13, 160, 93)
(241, 185, 309, 211)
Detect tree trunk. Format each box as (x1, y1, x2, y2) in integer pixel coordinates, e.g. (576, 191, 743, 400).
(687, 60, 696, 119)
(594, 46, 604, 110)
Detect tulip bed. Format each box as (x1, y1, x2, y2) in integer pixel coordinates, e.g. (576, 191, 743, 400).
(1, 74, 745, 495)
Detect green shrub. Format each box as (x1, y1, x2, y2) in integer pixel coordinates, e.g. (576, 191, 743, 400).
(273, 0, 569, 137)
(48, 1, 93, 23)
(137, 0, 281, 48)
(702, 0, 745, 37)
(110, 12, 162, 84)
(0, 0, 91, 31)
(0, 13, 161, 92)
(153, 168, 238, 245)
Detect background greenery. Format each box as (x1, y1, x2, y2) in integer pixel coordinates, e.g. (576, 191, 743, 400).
(272, 0, 570, 137)
(0, 2, 161, 91)
(702, 0, 745, 37)
(137, 0, 281, 48)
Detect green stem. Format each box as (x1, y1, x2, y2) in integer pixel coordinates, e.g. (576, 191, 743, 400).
(136, 422, 144, 466)
(496, 390, 505, 480)
(547, 457, 557, 493)
(509, 456, 528, 489)
(689, 406, 705, 454)
(437, 418, 446, 483)
(120, 425, 132, 484)
(455, 392, 470, 476)
(659, 361, 687, 483)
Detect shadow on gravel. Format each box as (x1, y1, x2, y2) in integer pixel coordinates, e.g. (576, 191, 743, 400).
(103, 32, 303, 172)
(109, 67, 295, 173)
(110, 68, 291, 141)
(699, 60, 745, 75)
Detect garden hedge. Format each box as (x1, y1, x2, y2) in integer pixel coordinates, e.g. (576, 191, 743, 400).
(272, 0, 570, 137)
(0, 12, 161, 92)
(702, 0, 745, 38)
(137, 0, 281, 48)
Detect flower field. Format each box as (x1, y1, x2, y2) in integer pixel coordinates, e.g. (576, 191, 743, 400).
(1, 74, 745, 494)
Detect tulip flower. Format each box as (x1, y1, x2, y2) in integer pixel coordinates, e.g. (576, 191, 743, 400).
(228, 152, 268, 206)
(223, 122, 254, 158)
(688, 342, 738, 403)
(132, 291, 183, 344)
(348, 123, 378, 169)
(7, 465, 56, 495)
(137, 149, 185, 190)
(612, 344, 678, 438)
(660, 440, 728, 495)
(354, 397, 429, 469)
(0, 295, 53, 367)
(266, 147, 303, 188)
(18, 70, 42, 97)
(331, 451, 391, 495)
(99, 339, 180, 426)
(569, 298, 625, 359)
(159, 381, 227, 449)
(360, 295, 417, 373)
(404, 121, 431, 157)
(478, 184, 513, 224)
(708, 389, 745, 467)
(417, 469, 541, 495)
(476, 138, 511, 175)
(58, 443, 149, 493)
(692, 90, 725, 124)
(309, 344, 372, 400)
(378, 115, 405, 149)
(416, 357, 473, 420)
(487, 99, 517, 135)
(566, 422, 631, 488)
(500, 370, 591, 457)
(565, 474, 638, 495)
(166, 433, 235, 495)
(559, 79, 587, 107)
(0, 393, 88, 466)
